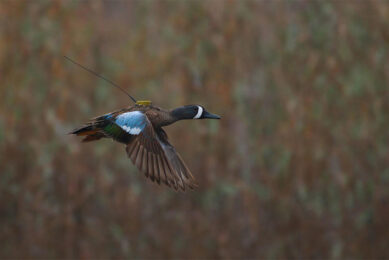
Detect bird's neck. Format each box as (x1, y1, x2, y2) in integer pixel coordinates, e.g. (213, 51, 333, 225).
(171, 106, 194, 121)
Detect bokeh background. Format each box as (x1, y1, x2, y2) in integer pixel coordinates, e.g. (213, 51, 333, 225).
(1, 0, 389, 258)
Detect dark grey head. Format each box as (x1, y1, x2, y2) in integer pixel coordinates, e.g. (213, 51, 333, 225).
(171, 105, 221, 120)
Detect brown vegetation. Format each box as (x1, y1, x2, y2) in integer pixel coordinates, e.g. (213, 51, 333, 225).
(1, 1, 389, 258)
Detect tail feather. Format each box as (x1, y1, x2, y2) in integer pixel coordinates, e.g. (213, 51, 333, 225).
(82, 133, 105, 142)
(70, 121, 107, 142)
(71, 113, 116, 142)
(69, 125, 95, 136)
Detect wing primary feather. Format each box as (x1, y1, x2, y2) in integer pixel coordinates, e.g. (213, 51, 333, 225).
(126, 142, 136, 159)
(125, 144, 133, 157)
(157, 155, 167, 185)
(166, 153, 185, 191)
(130, 142, 140, 163)
(148, 152, 154, 181)
(162, 156, 177, 190)
(177, 153, 197, 188)
(161, 156, 172, 182)
(135, 145, 144, 171)
(141, 148, 148, 177)
(164, 155, 183, 191)
(150, 139, 162, 184)
(152, 154, 160, 184)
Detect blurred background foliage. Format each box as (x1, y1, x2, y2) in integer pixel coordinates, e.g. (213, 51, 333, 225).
(1, 0, 389, 258)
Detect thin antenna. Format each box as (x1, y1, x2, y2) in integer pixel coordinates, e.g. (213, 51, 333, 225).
(64, 56, 137, 103)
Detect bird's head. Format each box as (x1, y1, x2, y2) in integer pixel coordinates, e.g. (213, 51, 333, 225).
(171, 105, 221, 120)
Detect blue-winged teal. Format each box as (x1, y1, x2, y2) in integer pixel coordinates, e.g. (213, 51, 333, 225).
(71, 101, 221, 191)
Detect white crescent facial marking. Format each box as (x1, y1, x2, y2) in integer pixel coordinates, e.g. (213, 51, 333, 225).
(193, 106, 203, 119)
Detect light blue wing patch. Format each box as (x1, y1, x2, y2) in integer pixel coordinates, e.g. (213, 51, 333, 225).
(115, 111, 147, 135)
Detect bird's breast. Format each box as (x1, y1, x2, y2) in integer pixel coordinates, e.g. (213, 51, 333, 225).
(145, 110, 175, 128)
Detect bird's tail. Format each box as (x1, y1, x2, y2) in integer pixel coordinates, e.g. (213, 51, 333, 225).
(70, 116, 109, 142)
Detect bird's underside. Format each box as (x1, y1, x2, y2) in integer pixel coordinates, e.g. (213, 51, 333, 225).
(70, 107, 197, 191)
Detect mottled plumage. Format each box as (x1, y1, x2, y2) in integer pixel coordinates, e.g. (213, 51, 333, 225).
(70, 103, 220, 191)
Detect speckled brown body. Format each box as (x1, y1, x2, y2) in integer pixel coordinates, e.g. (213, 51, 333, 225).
(106, 104, 176, 129)
(132, 104, 176, 128)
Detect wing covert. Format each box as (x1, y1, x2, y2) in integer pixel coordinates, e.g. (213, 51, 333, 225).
(115, 111, 147, 135)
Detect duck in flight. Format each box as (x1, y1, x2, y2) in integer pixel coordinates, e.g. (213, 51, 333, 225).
(65, 56, 221, 191)
(70, 101, 221, 191)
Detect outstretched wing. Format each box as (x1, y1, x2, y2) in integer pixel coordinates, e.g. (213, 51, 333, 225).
(115, 111, 197, 191)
